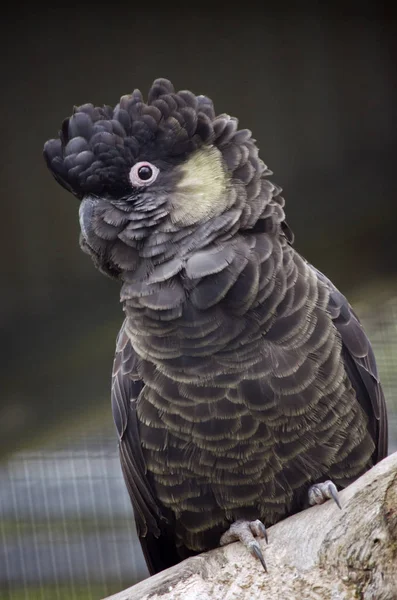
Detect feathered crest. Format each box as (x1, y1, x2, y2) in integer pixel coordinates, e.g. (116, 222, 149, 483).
(44, 78, 291, 239)
(44, 79, 219, 199)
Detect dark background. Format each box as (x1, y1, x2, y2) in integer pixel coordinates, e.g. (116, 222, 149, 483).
(1, 4, 397, 599)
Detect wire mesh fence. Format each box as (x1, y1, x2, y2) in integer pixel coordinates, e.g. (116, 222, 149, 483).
(0, 425, 148, 600)
(1, 296, 396, 600)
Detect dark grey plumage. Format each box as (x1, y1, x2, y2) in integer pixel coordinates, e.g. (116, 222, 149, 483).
(44, 78, 388, 575)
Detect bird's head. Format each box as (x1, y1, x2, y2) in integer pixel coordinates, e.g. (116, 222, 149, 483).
(44, 78, 290, 281)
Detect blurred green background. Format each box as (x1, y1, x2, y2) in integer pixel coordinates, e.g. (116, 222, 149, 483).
(1, 4, 396, 599)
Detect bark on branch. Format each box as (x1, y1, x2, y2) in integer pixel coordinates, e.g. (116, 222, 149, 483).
(104, 452, 397, 600)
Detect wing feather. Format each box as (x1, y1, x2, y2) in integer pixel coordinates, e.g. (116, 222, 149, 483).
(312, 266, 388, 462)
(111, 320, 180, 574)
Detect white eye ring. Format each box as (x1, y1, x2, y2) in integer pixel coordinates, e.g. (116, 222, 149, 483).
(129, 161, 159, 187)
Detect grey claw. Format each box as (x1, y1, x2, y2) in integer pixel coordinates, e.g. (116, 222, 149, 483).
(326, 481, 342, 510)
(249, 519, 268, 544)
(250, 541, 267, 572)
(308, 479, 342, 510)
(220, 519, 269, 570)
(259, 522, 268, 544)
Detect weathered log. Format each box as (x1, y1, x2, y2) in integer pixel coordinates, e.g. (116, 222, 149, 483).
(104, 452, 397, 600)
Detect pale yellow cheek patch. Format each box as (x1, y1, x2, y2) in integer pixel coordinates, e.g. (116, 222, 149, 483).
(170, 146, 229, 226)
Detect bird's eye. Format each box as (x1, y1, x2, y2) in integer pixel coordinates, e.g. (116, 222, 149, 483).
(129, 161, 159, 187)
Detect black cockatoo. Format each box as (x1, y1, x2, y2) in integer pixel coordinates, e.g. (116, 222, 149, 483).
(44, 78, 388, 575)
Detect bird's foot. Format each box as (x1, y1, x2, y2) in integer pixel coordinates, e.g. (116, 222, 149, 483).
(219, 519, 268, 571)
(308, 480, 342, 510)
